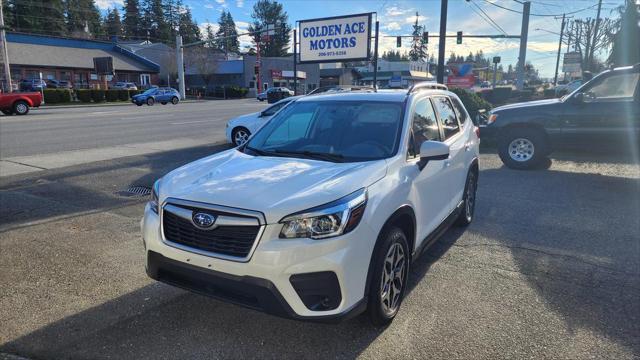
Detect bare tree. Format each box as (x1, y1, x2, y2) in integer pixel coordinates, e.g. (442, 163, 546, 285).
(186, 46, 220, 94)
(564, 18, 615, 72)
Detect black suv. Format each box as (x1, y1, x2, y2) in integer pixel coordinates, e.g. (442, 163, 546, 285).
(482, 64, 640, 169)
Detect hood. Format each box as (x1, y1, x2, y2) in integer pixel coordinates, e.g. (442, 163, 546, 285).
(159, 149, 387, 224)
(493, 98, 561, 112)
(229, 111, 260, 125)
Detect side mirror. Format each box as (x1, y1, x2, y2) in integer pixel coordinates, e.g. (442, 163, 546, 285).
(572, 92, 584, 103)
(418, 141, 450, 170)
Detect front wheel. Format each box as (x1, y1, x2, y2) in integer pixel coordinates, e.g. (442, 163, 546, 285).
(498, 128, 548, 170)
(367, 227, 409, 326)
(232, 127, 251, 146)
(455, 169, 477, 227)
(146, 97, 155, 106)
(171, 96, 179, 105)
(13, 101, 29, 115)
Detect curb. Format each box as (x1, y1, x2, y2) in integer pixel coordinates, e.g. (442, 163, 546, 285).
(39, 100, 200, 110)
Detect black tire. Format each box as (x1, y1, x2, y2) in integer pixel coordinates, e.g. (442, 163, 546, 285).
(171, 96, 179, 105)
(2, 109, 14, 115)
(455, 169, 477, 227)
(367, 227, 409, 326)
(498, 128, 548, 170)
(231, 127, 251, 146)
(13, 101, 29, 115)
(146, 97, 155, 106)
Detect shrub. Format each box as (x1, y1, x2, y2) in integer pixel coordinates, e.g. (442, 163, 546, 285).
(118, 89, 129, 101)
(58, 89, 72, 103)
(76, 89, 92, 102)
(491, 87, 512, 104)
(128, 90, 141, 98)
(450, 87, 492, 121)
(106, 90, 120, 102)
(43, 89, 60, 103)
(543, 88, 556, 98)
(90, 89, 106, 103)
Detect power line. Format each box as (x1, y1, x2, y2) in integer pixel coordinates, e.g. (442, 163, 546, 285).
(470, 1, 508, 36)
(482, 0, 598, 17)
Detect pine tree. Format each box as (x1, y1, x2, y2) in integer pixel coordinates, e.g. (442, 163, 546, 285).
(104, 8, 122, 37)
(177, 5, 200, 44)
(164, 0, 178, 43)
(143, 0, 170, 43)
(65, 0, 102, 38)
(408, 12, 427, 62)
(122, 0, 143, 39)
(11, 0, 67, 36)
(248, 0, 291, 57)
(608, 0, 640, 66)
(215, 11, 239, 54)
(204, 22, 216, 48)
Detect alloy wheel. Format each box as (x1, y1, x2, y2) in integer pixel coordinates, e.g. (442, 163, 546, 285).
(233, 129, 250, 146)
(508, 138, 535, 162)
(380, 242, 406, 316)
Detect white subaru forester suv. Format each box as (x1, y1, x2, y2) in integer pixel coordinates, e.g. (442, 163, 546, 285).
(141, 84, 480, 325)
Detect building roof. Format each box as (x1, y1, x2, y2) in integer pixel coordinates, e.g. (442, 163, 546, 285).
(6, 32, 159, 73)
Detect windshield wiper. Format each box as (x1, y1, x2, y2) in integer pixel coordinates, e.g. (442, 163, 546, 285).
(273, 149, 345, 162)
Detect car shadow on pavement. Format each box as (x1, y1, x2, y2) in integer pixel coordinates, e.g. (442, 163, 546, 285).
(471, 165, 640, 355)
(0, 143, 232, 231)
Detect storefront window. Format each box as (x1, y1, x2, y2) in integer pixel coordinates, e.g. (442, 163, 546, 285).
(60, 71, 71, 81)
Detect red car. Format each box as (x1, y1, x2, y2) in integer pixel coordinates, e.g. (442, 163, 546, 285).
(0, 91, 42, 115)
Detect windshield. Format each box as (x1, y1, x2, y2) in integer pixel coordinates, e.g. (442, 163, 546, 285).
(142, 88, 157, 95)
(244, 100, 404, 162)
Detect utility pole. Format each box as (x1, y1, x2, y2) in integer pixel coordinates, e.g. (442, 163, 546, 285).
(293, 29, 297, 95)
(515, 1, 530, 90)
(437, 0, 448, 84)
(176, 35, 186, 100)
(0, 2, 13, 93)
(373, 21, 379, 88)
(588, 0, 603, 69)
(553, 14, 566, 86)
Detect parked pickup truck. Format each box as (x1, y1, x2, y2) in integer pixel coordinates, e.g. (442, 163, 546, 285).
(0, 92, 43, 115)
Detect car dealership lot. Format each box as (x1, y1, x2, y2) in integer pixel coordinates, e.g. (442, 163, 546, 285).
(0, 102, 639, 359)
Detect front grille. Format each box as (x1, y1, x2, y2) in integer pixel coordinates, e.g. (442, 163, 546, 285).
(162, 207, 260, 258)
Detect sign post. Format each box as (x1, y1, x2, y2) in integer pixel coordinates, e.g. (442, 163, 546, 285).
(293, 29, 297, 95)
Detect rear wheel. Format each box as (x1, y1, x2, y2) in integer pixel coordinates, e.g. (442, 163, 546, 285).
(171, 96, 179, 105)
(146, 97, 155, 106)
(232, 127, 251, 146)
(455, 169, 477, 227)
(367, 227, 409, 326)
(13, 101, 29, 115)
(498, 128, 548, 170)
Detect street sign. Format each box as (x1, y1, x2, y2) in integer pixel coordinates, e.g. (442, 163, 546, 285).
(562, 52, 582, 73)
(298, 13, 372, 63)
(493, 56, 501, 64)
(270, 69, 282, 78)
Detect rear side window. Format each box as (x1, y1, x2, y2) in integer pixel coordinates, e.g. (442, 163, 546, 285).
(450, 96, 470, 126)
(433, 97, 460, 140)
(409, 97, 441, 157)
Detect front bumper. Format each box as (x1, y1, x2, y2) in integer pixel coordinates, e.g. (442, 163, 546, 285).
(141, 202, 374, 321)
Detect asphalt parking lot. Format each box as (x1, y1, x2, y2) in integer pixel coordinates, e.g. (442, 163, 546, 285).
(0, 101, 639, 359)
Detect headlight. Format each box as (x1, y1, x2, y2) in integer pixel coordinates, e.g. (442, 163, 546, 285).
(487, 113, 498, 125)
(279, 189, 367, 240)
(150, 180, 160, 214)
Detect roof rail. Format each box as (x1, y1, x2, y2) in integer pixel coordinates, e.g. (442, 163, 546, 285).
(407, 82, 448, 94)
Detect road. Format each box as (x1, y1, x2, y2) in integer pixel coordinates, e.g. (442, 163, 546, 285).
(0, 99, 267, 158)
(0, 101, 639, 359)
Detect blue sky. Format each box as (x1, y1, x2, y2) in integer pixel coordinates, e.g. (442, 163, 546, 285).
(95, 0, 624, 78)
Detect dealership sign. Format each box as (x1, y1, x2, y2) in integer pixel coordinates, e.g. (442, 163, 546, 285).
(298, 13, 372, 63)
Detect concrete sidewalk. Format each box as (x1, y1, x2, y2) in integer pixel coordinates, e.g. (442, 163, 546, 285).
(39, 99, 200, 110)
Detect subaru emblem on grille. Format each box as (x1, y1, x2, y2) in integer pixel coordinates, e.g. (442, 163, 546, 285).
(192, 212, 216, 229)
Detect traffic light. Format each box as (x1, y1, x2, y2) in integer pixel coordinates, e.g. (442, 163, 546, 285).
(456, 31, 462, 44)
(396, 36, 401, 48)
(422, 31, 428, 43)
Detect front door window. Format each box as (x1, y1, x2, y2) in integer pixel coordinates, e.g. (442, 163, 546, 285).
(140, 74, 151, 86)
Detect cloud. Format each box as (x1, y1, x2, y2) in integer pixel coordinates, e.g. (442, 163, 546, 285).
(94, 0, 123, 9)
(384, 22, 402, 31)
(405, 15, 427, 24)
(385, 7, 411, 17)
(215, 0, 225, 3)
(204, 3, 214, 9)
(236, 0, 244, 7)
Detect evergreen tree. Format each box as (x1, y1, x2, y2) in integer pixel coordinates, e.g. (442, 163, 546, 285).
(143, 0, 171, 43)
(65, 0, 103, 37)
(104, 8, 122, 37)
(122, 0, 143, 38)
(215, 11, 239, 54)
(408, 12, 427, 61)
(163, 0, 178, 43)
(177, 5, 200, 44)
(204, 22, 216, 48)
(608, 0, 640, 66)
(248, 0, 291, 57)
